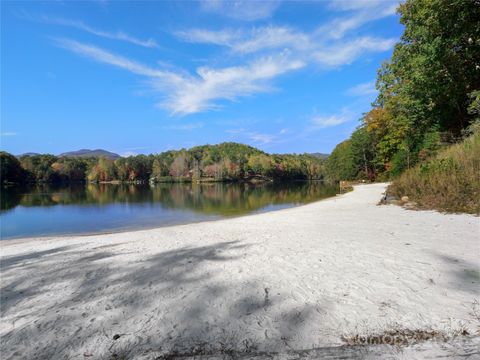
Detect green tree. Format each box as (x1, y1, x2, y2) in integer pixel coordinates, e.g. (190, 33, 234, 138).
(87, 157, 116, 182)
(20, 155, 60, 183)
(351, 0, 480, 178)
(350, 126, 376, 180)
(0, 152, 26, 184)
(325, 140, 356, 182)
(247, 154, 272, 176)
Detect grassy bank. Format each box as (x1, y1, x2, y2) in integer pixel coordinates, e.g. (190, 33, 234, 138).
(389, 126, 480, 214)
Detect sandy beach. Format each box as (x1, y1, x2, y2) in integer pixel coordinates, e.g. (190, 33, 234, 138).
(1, 183, 479, 359)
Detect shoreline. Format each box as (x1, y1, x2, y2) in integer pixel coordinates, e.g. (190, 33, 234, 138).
(1, 183, 478, 359)
(0, 184, 345, 245)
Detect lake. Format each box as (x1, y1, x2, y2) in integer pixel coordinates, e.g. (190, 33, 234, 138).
(0, 181, 338, 240)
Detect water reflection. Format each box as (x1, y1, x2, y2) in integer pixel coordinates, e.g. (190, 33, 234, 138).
(1, 182, 338, 239)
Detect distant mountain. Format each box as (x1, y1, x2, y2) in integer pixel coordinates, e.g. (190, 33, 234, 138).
(59, 149, 121, 160)
(309, 153, 329, 159)
(17, 152, 40, 157)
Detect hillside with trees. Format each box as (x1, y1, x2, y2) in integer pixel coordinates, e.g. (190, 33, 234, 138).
(59, 149, 121, 160)
(0, 143, 326, 185)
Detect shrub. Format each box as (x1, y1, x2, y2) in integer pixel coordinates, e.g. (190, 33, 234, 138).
(389, 125, 480, 214)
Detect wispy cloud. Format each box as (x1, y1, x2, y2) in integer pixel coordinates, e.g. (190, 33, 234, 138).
(120, 151, 138, 157)
(320, 0, 399, 41)
(175, 26, 307, 66)
(319, 7, 397, 40)
(40, 16, 158, 48)
(54, 38, 165, 77)
(312, 37, 395, 67)
(1, 132, 17, 136)
(176, 1, 397, 68)
(175, 28, 238, 47)
(177, 25, 395, 68)
(327, 0, 398, 12)
(232, 26, 311, 54)
(248, 132, 276, 144)
(226, 128, 288, 145)
(309, 109, 354, 129)
(50, 0, 398, 117)
(176, 26, 309, 54)
(154, 54, 304, 115)
(177, 26, 307, 53)
(56, 39, 304, 115)
(346, 80, 377, 96)
(200, 0, 279, 21)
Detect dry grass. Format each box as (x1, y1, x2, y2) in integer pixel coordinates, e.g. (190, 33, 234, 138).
(389, 127, 480, 214)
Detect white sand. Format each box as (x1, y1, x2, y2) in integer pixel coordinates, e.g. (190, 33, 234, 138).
(1, 183, 479, 359)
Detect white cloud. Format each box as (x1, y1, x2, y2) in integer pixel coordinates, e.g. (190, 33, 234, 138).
(347, 80, 377, 96)
(176, 26, 310, 54)
(178, 0, 397, 54)
(312, 37, 396, 67)
(327, 0, 398, 12)
(200, 0, 279, 21)
(56, 39, 304, 115)
(54, 39, 167, 77)
(1, 132, 17, 136)
(176, 23, 396, 68)
(310, 115, 349, 128)
(121, 151, 138, 157)
(310, 109, 354, 129)
(52, 0, 399, 116)
(248, 132, 275, 144)
(226, 128, 287, 145)
(319, 3, 398, 40)
(41, 16, 158, 48)
(151, 54, 304, 115)
(175, 29, 238, 46)
(232, 26, 310, 54)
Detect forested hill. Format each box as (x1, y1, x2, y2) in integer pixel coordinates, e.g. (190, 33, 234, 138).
(1, 142, 326, 184)
(307, 153, 329, 160)
(59, 149, 121, 160)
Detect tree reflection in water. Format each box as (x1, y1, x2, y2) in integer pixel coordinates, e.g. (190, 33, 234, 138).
(1, 182, 338, 239)
(1, 182, 338, 216)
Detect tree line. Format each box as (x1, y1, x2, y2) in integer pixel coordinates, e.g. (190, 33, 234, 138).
(1, 143, 326, 185)
(325, 0, 480, 182)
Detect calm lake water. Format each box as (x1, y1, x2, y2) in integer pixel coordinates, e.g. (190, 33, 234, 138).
(0, 181, 338, 240)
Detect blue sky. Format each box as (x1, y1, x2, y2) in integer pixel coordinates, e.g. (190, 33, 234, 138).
(1, 0, 403, 156)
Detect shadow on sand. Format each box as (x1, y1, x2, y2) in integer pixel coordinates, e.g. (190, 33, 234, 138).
(1, 242, 479, 359)
(1, 240, 324, 359)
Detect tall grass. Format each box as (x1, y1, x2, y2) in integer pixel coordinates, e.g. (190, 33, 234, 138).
(389, 125, 480, 214)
